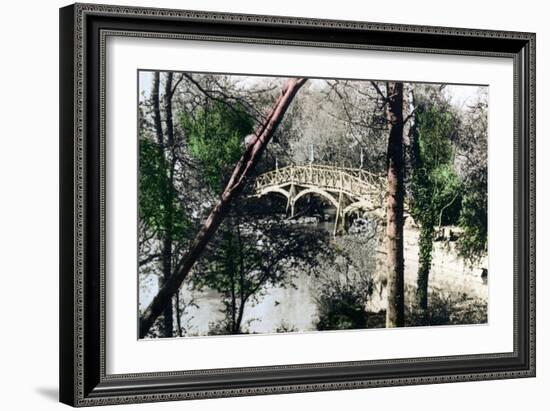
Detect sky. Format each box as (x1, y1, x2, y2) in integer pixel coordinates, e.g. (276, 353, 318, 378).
(138, 70, 484, 109)
(444, 84, 484, 108)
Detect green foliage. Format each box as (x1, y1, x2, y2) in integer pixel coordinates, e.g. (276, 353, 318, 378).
(411, 107, 461, 227)
(456, 97, 488, 264)
(313, 225, 377, 331)
(457, 184, 488, 264)
(316, 287, 369, 331)
(181, 101, 254, 192)
(194, 216, 328, 334)
(405, 289, 488, 326)
(194, 223, 253, 334)
(411, 106, 461, 308)
(138, 136, 190, 239)
(178, 99, 251, 321)
(315, 270, 373, 331)
(195, 227, 241, 293)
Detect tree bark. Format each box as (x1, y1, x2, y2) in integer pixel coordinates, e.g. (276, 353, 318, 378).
(236, 220, 246, 333)
(385, 82, 405, 328)
(164, 73, 175, 147)
(417, 223, 434, 310)
(139, 77, 308, 338)
(175, 290, 183, 337)
(161, 72, 176, 337)
(152, 72, 173, 337)
(152, 72, 164, 146)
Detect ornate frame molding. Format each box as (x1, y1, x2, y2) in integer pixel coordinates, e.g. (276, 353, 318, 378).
(60, 3, 535, 407)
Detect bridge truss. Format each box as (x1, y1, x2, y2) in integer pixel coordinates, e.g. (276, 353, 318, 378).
(253, 164, 386, 235)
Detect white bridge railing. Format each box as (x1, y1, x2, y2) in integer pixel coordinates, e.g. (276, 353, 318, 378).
(253, 164, 386, 235)
(254, 164, 385, 200)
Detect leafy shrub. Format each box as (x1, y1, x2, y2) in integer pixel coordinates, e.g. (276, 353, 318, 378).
(315, 271, 373, 331)
(405, 288, 487, 327)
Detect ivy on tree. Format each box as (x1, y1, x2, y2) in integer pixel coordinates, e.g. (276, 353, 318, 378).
(410, 105, 461, 310)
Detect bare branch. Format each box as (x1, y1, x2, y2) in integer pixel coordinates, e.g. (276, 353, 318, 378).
(370, 81, 387, 102)
(183, 73, 266, 124)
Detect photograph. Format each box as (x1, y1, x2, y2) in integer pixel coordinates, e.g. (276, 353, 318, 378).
(54, 2, 536, 406)
(137, 71, 489, 339)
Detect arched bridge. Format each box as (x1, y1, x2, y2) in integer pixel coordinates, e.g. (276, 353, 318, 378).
(253, 164, 386, 235)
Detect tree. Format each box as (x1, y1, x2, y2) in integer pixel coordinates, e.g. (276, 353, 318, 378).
(181, 100, 250, 334)
(457, 182, 487, 263)
(182, 100, 254, 192)
(139, 77, 308, 338)
(410, 105, 461, 310)
(138, 72, 190, 337)
(322, 80, 407, 327)
(315, 235, 376, 331)
(383, 81, 406, 328)
(194, 213, 326, 334)
(455, 95, 488, 264)
(313, 80, 389, 173)
(180, 98, 327, 334)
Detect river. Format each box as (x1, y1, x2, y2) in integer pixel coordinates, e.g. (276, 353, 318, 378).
(139, 217, 488, 337)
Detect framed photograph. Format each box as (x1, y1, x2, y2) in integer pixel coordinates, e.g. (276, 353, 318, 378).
(59, 3, 535, 407)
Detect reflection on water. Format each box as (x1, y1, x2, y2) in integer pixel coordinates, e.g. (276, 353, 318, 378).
(185, 268, 319, 335)
(139, 256, 322, 336)
(139, 220, 488, 337)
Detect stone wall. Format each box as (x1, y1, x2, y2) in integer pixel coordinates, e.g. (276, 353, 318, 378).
(368, 224, 488, 312)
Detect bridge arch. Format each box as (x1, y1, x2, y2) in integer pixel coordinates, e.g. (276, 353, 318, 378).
(344, 200, 373, 215)
(258, 186, 290, 199)
(292, 187, 340, 209)
(253, 164, 387, 235)
(343, 200, 385, 221)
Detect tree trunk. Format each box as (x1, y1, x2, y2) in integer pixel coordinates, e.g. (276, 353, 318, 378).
(151, 72, 173, 337)
(164, 73, 175, 147)
(175, 290, 183, 337)
(236, 220, 246, 333)
(161, 237, 173, 337)
(235, 301, 245, 335)
(227, 227, 238, 333)
(162, 73, 177, 337)
(152, 72, 164, 146)
(417, 222, 435, 311)
(385, 82, 405, 328)
(139, 77, 308, 338)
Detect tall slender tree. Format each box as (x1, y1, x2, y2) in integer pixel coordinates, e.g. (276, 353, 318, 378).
(383, 81, 405, 328)
(152, 72, 173, 336)
(325, 79, 406, 328)
(140, 72, 189, 337)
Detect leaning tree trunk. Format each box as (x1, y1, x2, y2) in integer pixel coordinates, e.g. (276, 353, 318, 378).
(139, 77, 308, 338)
(385, 81, 405, 328)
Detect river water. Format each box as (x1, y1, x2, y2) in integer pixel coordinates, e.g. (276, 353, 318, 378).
(139, 219, 488, 337)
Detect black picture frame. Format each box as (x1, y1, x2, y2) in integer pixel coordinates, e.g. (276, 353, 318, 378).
(59, 3, 536, 407)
